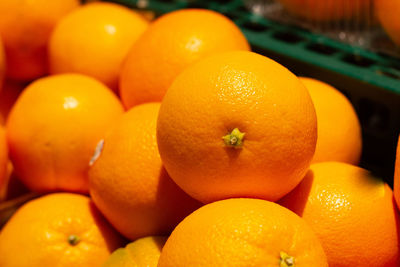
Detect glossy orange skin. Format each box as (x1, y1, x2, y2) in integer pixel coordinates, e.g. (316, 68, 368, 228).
(157, 51, 317, 203)
(89, 103, 201, 240)
(158, 198, 328, 267)
(0, 193, 125, 267)
(49, 2, 149, 91)
(0, 0, 80, 81)
(6, 74, 124, 193)
(280, 162, 400, 267)
(119, 8, 250, 109)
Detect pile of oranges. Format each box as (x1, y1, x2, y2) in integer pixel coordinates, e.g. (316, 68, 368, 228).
(0, 1, 399, 267)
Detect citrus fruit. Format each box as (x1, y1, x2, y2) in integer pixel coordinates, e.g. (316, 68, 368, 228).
(158, 198, 328, 267)
(119, 8, 250, 109)
(375, 0, 400, 46)
(0, 79, 25, 125)
(157, 51, 317, 203)
(279, 162, 400, 266)
(89, 103, 201, 240)
(103, 236, 167, 267)
(394, 135, 400, 209)
(0, 38, 5, 90)
(277, 0, 370, 22)
(49, 2, 149, 91)
(299, 77, 362, 164)
(0, 0, 80, 81)
(0, 126, 7, 191)
(6, 73, 124, 193)
(0, 193, 124, 267)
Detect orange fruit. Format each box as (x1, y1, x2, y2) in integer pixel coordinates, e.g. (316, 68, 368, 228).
(277, 0, 371, 22)
(0, 79, 25, 125)
(89, 103, 201, 240)
(299, 77, 362, 165)
(0, 38, 5, 90)
(394, 135, 400, 209)
(119, 8, 250, 109)
(157, 51, 317, 203)
(49, 2, 149, 91)
(0, 0, 80, 81)
(279, 162, 400, 266)
(158, 198, 328, 266)
(0, 126, 7, 191)
(6, 73, 124, 193)
(375, 0, 400, 46)
(103, 236, 167, 267)
(0, 193, 124, 267)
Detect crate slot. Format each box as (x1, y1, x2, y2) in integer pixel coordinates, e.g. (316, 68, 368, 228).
(272, 31, 305, 44)
(242, 20, 270, 32)
(186, 2, 209, 8)
(376, 69, 400, 80)
(358, 98, 390, 132)
(306, 43, 338, 56)
(221, 12, 238, 21)
(341, 54, 375, 68)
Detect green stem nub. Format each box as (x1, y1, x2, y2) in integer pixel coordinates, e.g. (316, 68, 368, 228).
(68, 234, 81, 246)
(222, 128, 245, 148)
(280, 252, 295, 267)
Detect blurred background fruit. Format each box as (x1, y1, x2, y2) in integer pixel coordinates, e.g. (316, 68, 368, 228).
(157, 51, 317, 203)
(103, 236, 167, 267)
(119, 8, 250, 109)
(375, 0, 400, 47)
(158, 198, 328, 266)
(89, 103, 201, 240)
(49, 2, 149, 92)
(300, 77, 362, 165)
(6, 74, 124, 193)
(0, 0, 80, 81)
(279, 162, 400, 266)
(0, 193, 125, 267)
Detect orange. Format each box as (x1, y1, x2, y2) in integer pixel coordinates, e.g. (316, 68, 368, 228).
(0, 79, 25, 125)
(157, 51, 317, 203)
(158, 198, 328, 266)
(0, 193, 124, 267)
(0, 126, 7, 191)
(279, 162, 400, 266)
(49, 2, 149, 91)
(394, 135, 400, 209)
(277, 0, 371, 22)
(375, 0, 400, 46)
(103, 236, 167, 267)
(299, 77, 362, 164)
(6, 73, 124, 193)
(89, 103, 201, 240)
(119, 8, 250, 109)
(0, 38, 5, 90)
(0, 0, 80, 81)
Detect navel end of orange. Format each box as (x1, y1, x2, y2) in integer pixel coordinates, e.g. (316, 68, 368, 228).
(222, 128, 245, 148)
(68, 234, 81, 246)
(280, 251, 295, 267)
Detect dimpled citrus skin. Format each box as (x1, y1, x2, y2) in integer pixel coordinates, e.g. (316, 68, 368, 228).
(279, 162, 400, 267)
(49, 2, 148, 91)
(0, 193, 125, 267)
(299, 77, 362, 165)
(0, 126, 7, 190)
(89, 103, 201, 240)
(103, 236, 167, 267)
(158, 198, 328, 267)
(157, 51, 317, 204)
(119, 8, 250, 109)
(394, 135, 400, 209)
(0, 0, 80, 81)
(6, 74, 124, 193)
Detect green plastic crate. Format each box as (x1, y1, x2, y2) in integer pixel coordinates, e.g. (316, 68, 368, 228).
(107, 0, 400, 184)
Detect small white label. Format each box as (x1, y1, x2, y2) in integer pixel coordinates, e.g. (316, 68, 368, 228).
(89, 139, 104, 167)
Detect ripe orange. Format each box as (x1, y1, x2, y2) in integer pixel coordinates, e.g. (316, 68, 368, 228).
(0, 126, 7, 191)
(6, 74, 124, 193)
(89, 103, 201, 240)
(375, 0, 400, 46)
(158, 198, 328, 266)
(279, 162, 400, 266)
(394, 135, 400, 209)
(49, 2, 149, 91)
(299, 77, 362, 164)
(119, 8, 250, 109)
(103, 236, 167, 267)
(0, 79, 25, 125)
(0, 0, 80, 81)
(157, 51, 317, 203)
(0, 193, 124, 267)
(277, 0, 370, 22)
